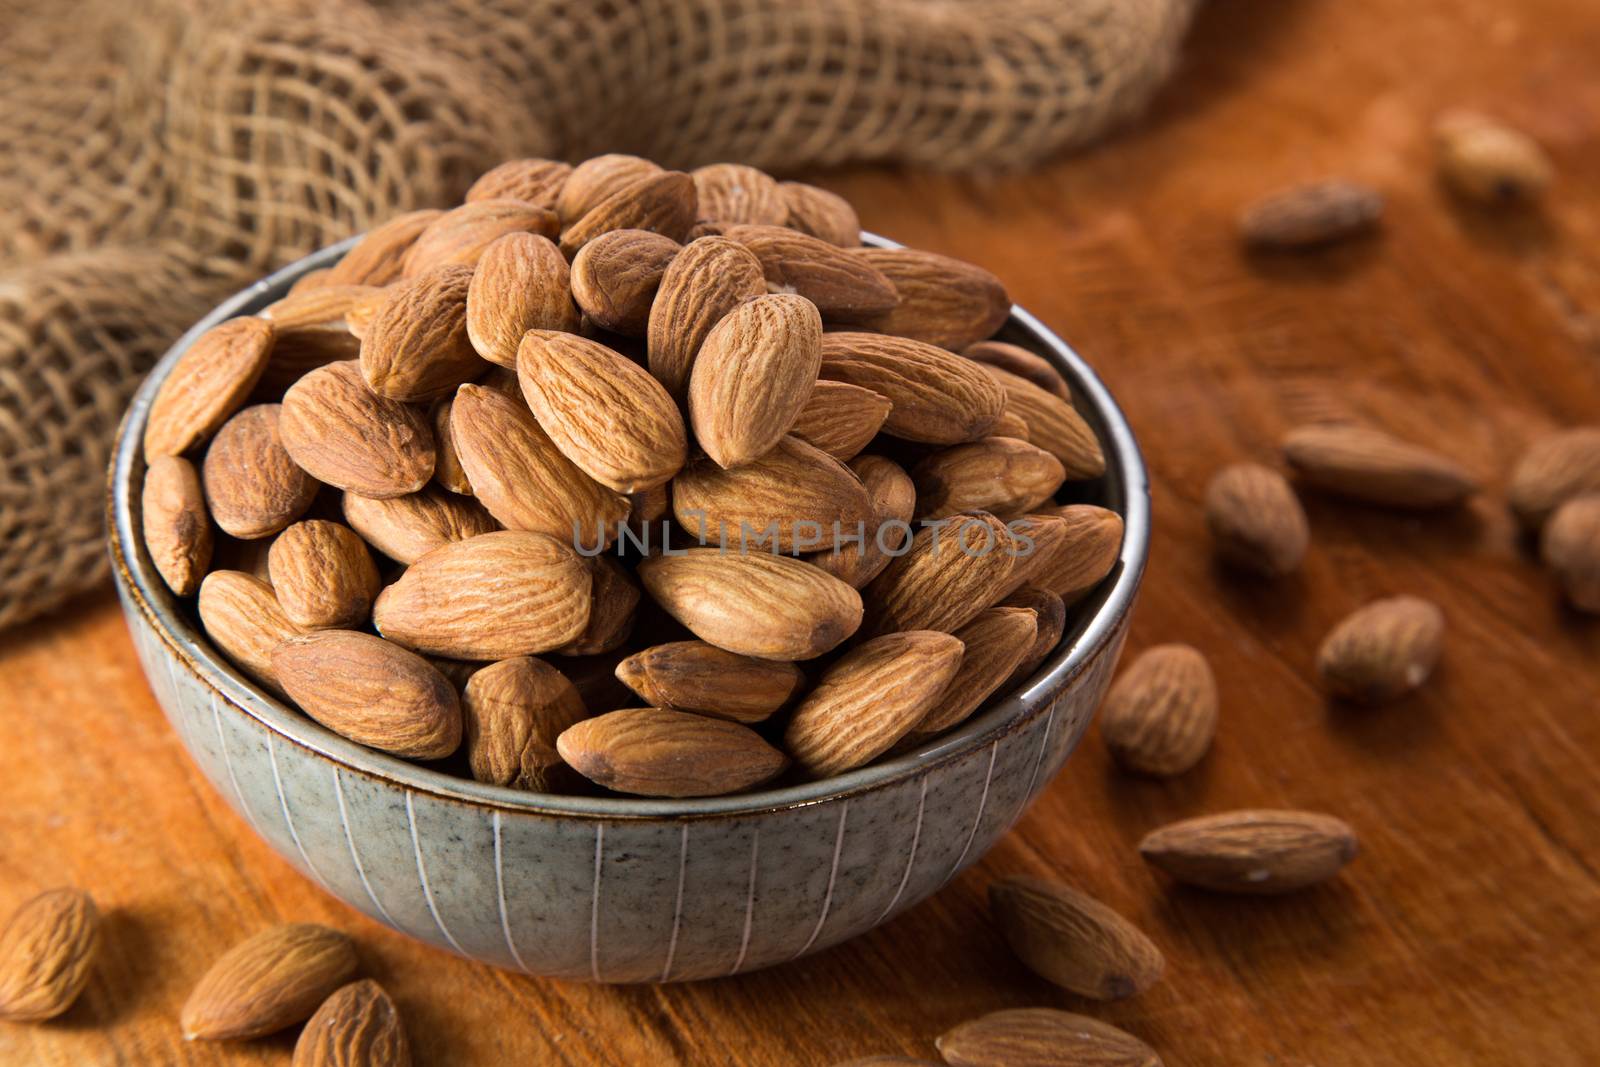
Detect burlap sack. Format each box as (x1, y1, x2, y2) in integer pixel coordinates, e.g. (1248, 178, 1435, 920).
(0, 0, 1196, 629)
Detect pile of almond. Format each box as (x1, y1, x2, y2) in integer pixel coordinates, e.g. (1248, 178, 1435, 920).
(139, 154, 1121, 799)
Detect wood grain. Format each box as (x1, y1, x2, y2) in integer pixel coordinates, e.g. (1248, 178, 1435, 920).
(3, 0, 1599, 1062)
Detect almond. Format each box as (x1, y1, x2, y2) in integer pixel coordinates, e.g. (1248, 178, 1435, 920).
(1100, 644, 1218, 777)
(267, 520, 381, 629)
(820, 333, 1004, 444)
(570, 229, 681, 336)
(342, 285, 391, 340)
(1316, 595, 1444, 702)
(465, 233, 578, 367)
(257, 326, 363, 397)
(785, 631, 965, 775)
(905, 607, 1036, 740)
(964, 339, 1072, 400)
(465, 157, 573, 209)
(1239, 180, 1384, 249)
(401, 199, 559, 277)
(937, 1008, 1161, 1067)
(1435, 110, 1552, 205)
(1204, 462, 1309, 577)
(428, 396, 474, 495)
(449, 383, 629, 548)
(144, 316, 275, 459)
(1139, 810, 1358, 894)
(292, 979, 411, 1067)
(556, 708, 788, 797)
(280, 361, 435, 499)
(993, 512, 1069, 599)
(197, 570, 303, 696)
(674, 436, 871, 553)
(778, 181, 860, 247)
(912, 437, 1065, 521)
(143, 456, 213, 596)
(0, 888, 101, 1022)
(646, 235, 767, 396)
(558, 170, 698, 256)
(360, 265, 484, 402)
(1508, 426, 1600, 527)
(372, 531, 592, 659)
(289, 268, 333, 294)
(1031, 504, 1124, 602)
(201, 404, 320, 539)
(260, 285, 381, 331)
(789, 381, 892, 462)
(638, 548, 861, 660)
(326, 210, 442, 286)
(999, 584, 1066, 687)
(517, 330, 688, 493)
(559, 555, 640, 656)
(557, 154, 661, 224)
(990, 406, 1031, 441)
(688, 293, 824, 468)
(805, 454, 916, 588)
(855, 247, 1010, 351)
(981, 365, 1104, 478)
(462, 656, 588, 790)
(341, 487, 497, 565)
(722, 224, 898, 321)
(1542, 495, 1600, 612)
(863, 513, 1017, 636)
(691, 163, 787, 226)
(1283, 424, 1476, 509)
(988, 877, 1165, 1000)
(614, 641, 804, 723)
(180, 923, 359, 1041)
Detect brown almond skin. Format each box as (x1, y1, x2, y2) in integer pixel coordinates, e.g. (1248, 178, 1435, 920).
(982, 365, 1104, 479)
(855, 247, 1011, 351)
(267, 520, 381, 629)
(778, 181, 860, 247)
(615, 641, 804, 723)
(820, 333, 1005, 445)
(1000, 584, 1066, 687)
(280, 361, 435, 499)
(292, 979, 411, 1067)
(197, 570, 303, 696)
(805, 454, 917, 589)
(326, 210, 442, 286)
(142, 455, 213, 596)
(517, 330, 688, 493)
(181, 923, 359, 1041)
(1508, 426, 1600, 528)
(994, 513, 1069, 600)
(673, 436, 872, 554)
(401, 199, 559, 277)
(1283, 424, 1477, 509)
(1100, 644, 1218, 777)
(202, 404, 320, 539)
(360, 265, 484, 403)
(646, 235, 768, 397)
(260, 285, 380, 331)
(906, 607, 1037, 740)
(1239, 180, 1384, 249)
(144, 316, 275, 459)
(638, 548, 862, 661)
(558, 170, 698, 256)
(722, 224, 898, 321)
(372, 531, 592, 660)
(964, 340, 1071, 400)
(341, 487, 498, 565)
(557, 154, 662, 224)
(1204, 462, 1309, 577)
(938, 1007, 1162, 1067)
(1316, 595, 1444, 703)
(989, 877, 1165, 999)
(689, 293, 825, 469)
(1435, 110, 1552, 205)
(449, 383, 629, 548)
(1542, 495, 1600, 612)
(466, 232, 578, 367)
(465, 157, 573, 208)
(0, 889, 101, 1022)
(784, 631, 965, 776)
(558, 555, 641, 657)
(691, 162, 787, 226)
(570, 229, 681, 336)
(557, 708, 788, 798)
(912, 437, 1065, 521)
(863, 513, 1017, 636)
(463, 656, 588, 791)
(1139, 810, 1359, 894)
(790, 381, 892, 462)
(1032, 504, 1124, 603)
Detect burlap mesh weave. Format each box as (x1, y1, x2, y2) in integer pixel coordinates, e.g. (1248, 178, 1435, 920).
(0, 0, 1195, 629)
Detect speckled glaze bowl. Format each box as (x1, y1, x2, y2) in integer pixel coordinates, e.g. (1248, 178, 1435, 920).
(108, 233, 1149, 982)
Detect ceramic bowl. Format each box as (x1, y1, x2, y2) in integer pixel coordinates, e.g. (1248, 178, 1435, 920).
(107, 233, 1149, 982)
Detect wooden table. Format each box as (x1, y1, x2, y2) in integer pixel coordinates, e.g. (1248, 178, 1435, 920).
(4, 0, 1598, 1062)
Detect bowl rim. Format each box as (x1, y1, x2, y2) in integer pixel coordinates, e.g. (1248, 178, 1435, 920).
(108, 231, 1149, 820)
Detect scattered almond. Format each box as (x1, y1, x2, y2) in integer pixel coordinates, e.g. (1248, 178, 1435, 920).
(1435, 110, 1552, 205)
(0, 888, 101, 1022)
(937, 1008, 1161, 1067)
(1139, 810, 1358, 894)
(1540, 495, 1600, 612)
(989, 877, 1165, 999)
(1238, 180, 1383, 249)
(292, 978, 411, 1067)
(1100, 644, 1217, 777)
(181, 923, 359, 1041)
(1508, 426, 1600, 528)
(1283, 424, 1476, 509)
(1204, 462, 1308, 577)
(557, 708, 788, 797)
(1316, 595, 1444, 703)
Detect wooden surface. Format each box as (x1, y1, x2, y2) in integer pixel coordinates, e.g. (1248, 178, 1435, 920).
(4, 0, 1599, 1062)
